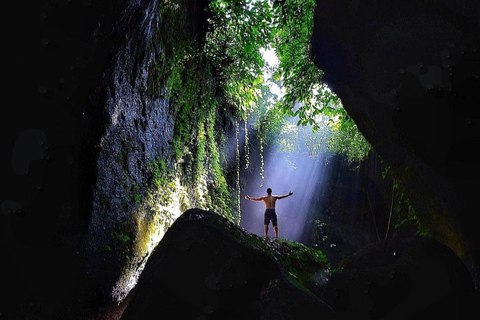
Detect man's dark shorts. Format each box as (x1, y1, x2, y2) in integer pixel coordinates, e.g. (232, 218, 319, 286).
(264, 208, 277, 226)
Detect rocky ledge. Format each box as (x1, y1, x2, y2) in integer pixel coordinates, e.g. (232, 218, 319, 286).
(108, 208, 477, 320)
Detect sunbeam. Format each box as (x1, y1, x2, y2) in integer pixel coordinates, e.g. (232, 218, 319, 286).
(241, 122, 330, 243)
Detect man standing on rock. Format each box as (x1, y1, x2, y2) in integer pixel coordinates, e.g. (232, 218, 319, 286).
(244, 188, 293, 238)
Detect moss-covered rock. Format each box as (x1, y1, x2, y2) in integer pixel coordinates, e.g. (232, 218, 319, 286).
(120, 208, 333, 320)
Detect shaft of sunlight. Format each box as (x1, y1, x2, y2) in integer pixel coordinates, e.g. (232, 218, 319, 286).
(241, 128, 330, 243)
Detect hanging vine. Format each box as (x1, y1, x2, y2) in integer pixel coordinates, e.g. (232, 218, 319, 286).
(244, 119, 250, 169)
(381, 165, 430, 237)
(384, 181, 396, 240)
(151, 0, 374, 222)
(259, 138, 265, 187)
(235, 118, 241, 225)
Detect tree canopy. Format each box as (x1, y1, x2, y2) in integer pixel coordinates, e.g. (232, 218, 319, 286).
(154, 0, 371, 172)
(205, 0, 371, 162)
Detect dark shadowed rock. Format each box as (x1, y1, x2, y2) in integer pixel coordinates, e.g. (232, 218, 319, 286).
(311, 0, 480, 288)
(120, 208, 333, 320)
(322, 236, 477, 319)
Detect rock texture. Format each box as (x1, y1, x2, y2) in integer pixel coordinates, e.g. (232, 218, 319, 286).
(79, 0, 181, 303)
(5, 0, 480, 319)
(322, 236, 476, 319)
(311, 0, 480, 287)
(83, 0, 224, 305)
(119, 209, 333, 320)
(114, 209, 476, 320)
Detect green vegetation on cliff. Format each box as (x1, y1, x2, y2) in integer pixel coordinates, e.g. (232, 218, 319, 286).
(148, 0, 372, 224)
(108, 0, 440, 304)
(205, 0, 371, 164)
(149, 0, 237, 221)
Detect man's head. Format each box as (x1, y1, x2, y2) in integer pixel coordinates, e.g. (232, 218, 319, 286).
(267, 188, 272, 194)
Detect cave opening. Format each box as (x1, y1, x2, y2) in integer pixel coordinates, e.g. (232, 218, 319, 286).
(6, 0, 479, 319)
(105, 0, 427, 302)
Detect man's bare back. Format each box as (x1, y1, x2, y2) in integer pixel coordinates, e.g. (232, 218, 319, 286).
(245, 192, 293, 207)
(244, 188, 293, 238)
(253, 194, 278, 209)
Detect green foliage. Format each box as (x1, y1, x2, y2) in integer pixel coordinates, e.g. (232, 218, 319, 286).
(151, 0, 250, 219)
(266, 237, 330, 294)
(325, 109, 372, 163)
(149, 157, 168, 187)
(205, 106, 236, 218)
(382, 165, 430, 237)
(148, 157, 177, 206)
(241, 233, 330, 294)
(132, 183, 141, 203)
(270, 0, 371, 161)
(269, 0, 342, 130)
(105, 219, 136, 262)
(393, 196, 429, 236)
(279, 238, 330, 267)
(252, 84, 286, 144)
(125, 182, 142, 207)
(314, 249, 329, 266)
(151, 0, 373, 222)
(274, 0, 329, 115)
(205, 0, 370, 162)
(171, 61, 202, 161)
(206, 0, 275, 117)
(150, 0, 197, 99)
(264, 107, 370, 164)
(312, 218, 336, 247)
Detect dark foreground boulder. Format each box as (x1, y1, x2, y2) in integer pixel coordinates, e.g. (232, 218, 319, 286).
(120, 209, 333, 320)
(322, 236, 477, 319)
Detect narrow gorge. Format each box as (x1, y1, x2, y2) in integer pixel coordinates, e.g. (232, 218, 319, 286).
(3, 0, 479, 319)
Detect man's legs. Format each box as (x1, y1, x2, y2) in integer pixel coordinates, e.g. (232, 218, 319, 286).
(272, 212, 278, 237)
(264, 211, 270, 237)
(264, 210, 278, 237)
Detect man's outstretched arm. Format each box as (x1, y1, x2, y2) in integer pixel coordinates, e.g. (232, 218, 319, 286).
(275, 191, 293, 199)
(244, 195, 265, 201)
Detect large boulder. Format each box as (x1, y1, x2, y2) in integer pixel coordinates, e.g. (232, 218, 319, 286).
(120, 209, 333, 320)
(311, 0, 480, 287)
(322, 236, 477, 319)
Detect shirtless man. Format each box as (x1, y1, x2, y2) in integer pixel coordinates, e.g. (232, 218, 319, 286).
(244, 188, 293, 238)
